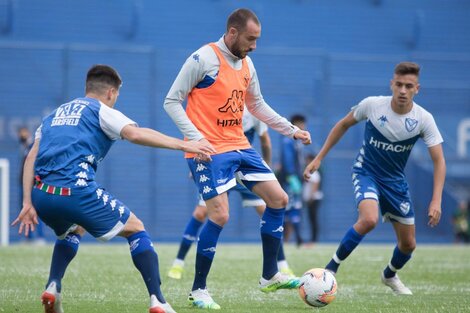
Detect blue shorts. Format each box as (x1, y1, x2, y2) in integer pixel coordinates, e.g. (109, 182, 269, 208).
(352, 172, 414, 225)
(188, 148, 276, 201)
(32, 185, 131, 240)
(198, 182, 266, 208)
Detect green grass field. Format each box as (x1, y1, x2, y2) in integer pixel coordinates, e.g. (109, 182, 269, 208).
(1, 243, 469, 313)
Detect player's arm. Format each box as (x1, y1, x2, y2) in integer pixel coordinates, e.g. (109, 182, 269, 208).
(304, 111, 358, 180)
(259, 131, 272, 166)
(121, 125, 215, 156)
(12, 137, 40, 236)
(427, 143, 446, 227)
(163, 49, 208, 142)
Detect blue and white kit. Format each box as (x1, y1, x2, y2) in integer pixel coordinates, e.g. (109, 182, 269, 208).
(33, 97, 136, 239)
(351, 96, 443, 225)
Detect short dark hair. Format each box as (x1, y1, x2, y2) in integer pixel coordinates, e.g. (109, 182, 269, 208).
(85, 64, 122, 94)
(226, 8, 260, 33)
(290, 114, 306, 125)
(394, 62, 420, 77)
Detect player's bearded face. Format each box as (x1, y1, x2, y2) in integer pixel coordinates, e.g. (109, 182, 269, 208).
(391, 74, 420, 108)
(232, 20, 260, 59)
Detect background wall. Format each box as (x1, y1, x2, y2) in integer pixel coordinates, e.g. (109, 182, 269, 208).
(1, 0, 469, 243)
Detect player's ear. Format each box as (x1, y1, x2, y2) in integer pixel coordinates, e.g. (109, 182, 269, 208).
(415, 84, 420, 94)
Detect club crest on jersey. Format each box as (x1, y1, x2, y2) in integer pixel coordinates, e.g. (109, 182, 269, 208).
(405, 118, 418, 132)
(378, 115, 388, 127)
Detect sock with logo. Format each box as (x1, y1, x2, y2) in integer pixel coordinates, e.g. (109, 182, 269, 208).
(260, 207, 286, 280)
(325, 226, 364, 273)
(383, 245, 412, 278)
(46, 233, 81, 292)
(192, 219, 222, 290)
(176, 217, 204, 261)
(128, 231, 165, 303)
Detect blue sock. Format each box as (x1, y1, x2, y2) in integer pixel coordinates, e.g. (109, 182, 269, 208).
(47, 233, 81, 292)
(128, 231, 165, 303)
(176, 217, 203, 261)
(383, 245, 412, 278)
(192, 220, 222, 290)
(326, 227, 364, 273)
(277, 242, 286, 261)
(260, 207, 285, 280)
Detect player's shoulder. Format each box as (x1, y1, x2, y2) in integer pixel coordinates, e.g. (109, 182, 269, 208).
(188, 44, 217, 64)
(411, 102, 436, 125)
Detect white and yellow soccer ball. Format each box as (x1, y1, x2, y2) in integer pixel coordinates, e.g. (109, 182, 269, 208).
(298, 268, 337, 308)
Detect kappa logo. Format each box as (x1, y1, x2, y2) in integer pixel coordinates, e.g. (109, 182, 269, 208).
(199, 174, 210, 183)
(272, 226, 284, 233)
(378, 115, 388, 127)
(75, 179, 88, 187)
(183, 234, 197, 242)
(196, 163, 207, 172)
(405, 118, 418, 132)
(203, 247, 216, 253)
(218, 90, 244, 113)
(202, 186, 213, 194)
(192, 53, 200, 63)
(129, 238, 140, 252)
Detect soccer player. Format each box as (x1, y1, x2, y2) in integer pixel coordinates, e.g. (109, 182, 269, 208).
(12, 64, 215, 313)
(167, 109, 295, 280)
(279, 114, 307, 246)
(164, 8, 311, 309)
(304, 62, 446, 295)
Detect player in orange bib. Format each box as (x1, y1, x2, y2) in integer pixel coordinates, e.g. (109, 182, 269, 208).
(164, 8, 311, 310)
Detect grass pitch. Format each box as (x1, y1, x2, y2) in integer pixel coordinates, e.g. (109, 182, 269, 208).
(1, 243, 469, 313)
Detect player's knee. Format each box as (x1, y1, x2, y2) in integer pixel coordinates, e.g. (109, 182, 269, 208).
(73, 226, 86, 236)
(193, 205, 208, 221)
(267, 191, 289, 208)
(211, 211, 229, 225)
(399, 239, 416, 253)
(358, 216, 378, 233)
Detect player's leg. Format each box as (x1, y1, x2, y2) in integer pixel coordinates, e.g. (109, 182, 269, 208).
(252, 180, 300, 292)
(325, 199, 379, 274)
(32, 187, 84, 313)
(381, 222, 415, 295)
(187, 193, 228, 310)
(119, 213, 176, 313)
(168, 203, 207, 279)
(253, 202, 294, 277)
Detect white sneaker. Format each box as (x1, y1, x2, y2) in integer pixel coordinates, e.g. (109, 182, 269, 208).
(149, 295, 177, 313)
(41, 281, 64, 313)
(188, 288, 221, 310)
(259, 272, 300, 293)
(381, 273, 412, 295)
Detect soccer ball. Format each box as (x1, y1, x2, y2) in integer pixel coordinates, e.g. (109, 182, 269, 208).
(298, 268, 337, 307)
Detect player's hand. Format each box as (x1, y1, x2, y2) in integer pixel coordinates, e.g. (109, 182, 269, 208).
(183, 139, 215, 161)
(294, 130, 311, 145)
(11, 203, 39, 237)
(304, 158, 321, 181)
(427, 200, 442, 227)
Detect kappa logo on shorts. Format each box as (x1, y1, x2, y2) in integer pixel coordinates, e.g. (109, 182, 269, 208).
(202, 186, 213, 194)
(400, 201, 411, 215)
(272, 226, 284, 233)
(405, 118, 418, 132)
(196, 163, 207, 172)
(199, 174, 210, 183)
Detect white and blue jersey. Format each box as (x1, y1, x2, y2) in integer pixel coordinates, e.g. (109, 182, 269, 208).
(351, 96, 443, 224)
(33, 97, 136, 240)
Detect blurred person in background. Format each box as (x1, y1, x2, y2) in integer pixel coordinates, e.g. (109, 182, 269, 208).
(452, 200, 470, 243)
(279, 114, 307, 247)
(302, 153, 323, 244)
